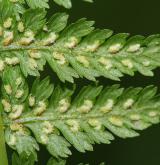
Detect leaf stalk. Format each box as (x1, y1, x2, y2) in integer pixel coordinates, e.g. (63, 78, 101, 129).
(0, 105, 8, 165)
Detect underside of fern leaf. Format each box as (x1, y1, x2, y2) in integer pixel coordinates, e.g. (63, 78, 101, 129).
(2, 66, 160, 164)
(0, 0, 160, 83)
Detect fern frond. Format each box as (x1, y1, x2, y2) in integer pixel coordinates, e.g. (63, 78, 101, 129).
(47, 157, 104, 165)
(1, 0, 160, 82)
(12, 152, 35, 165)
(8, 0, 93, 9)
(28, 0, 93, 9)
(47, 157, 66, 165)
(53, 0, 93, 9)
(2, 66, 160, 162)
(12, 153, 105, 165)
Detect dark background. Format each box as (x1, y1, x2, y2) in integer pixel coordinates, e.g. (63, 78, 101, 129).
(8, 0, 160, 164)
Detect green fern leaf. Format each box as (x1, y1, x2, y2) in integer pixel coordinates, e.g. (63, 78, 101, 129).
(8, 0, 93, 9)
(12, 154, 104, 165)
(12, 152, 35, 165)
(47, 157, 104, 165)
(0, 0, 160, 82)
(47, 157, 66, 165)
(2, 66, 160, 163)
(26, 0, 49, 9)
(83, 0, 93, 2)
(53, 0, 93, 9)
(53, 0, 72, 9)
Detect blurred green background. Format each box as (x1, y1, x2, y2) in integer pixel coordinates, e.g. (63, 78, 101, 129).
(8, 0, 160, 164)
